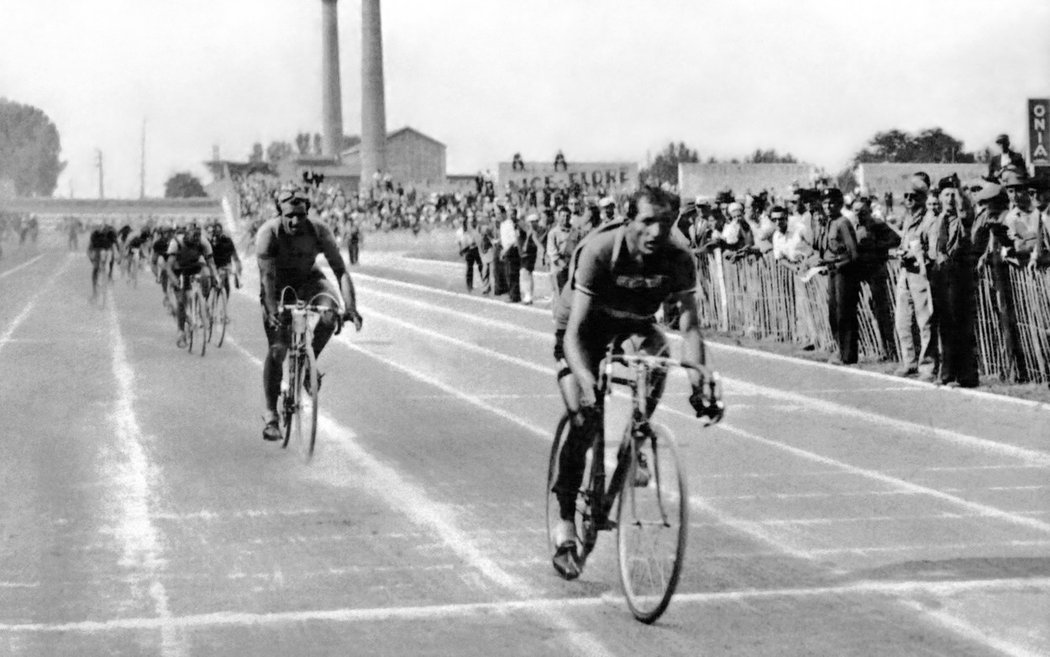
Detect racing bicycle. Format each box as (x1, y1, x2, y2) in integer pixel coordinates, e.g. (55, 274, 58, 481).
(207, 267, 238, 348)
(276, 288, 345, 462)
(182, 273, 211, 356)
(546, 345, 722, 623)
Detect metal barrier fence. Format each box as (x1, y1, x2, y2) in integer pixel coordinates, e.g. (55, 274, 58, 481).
(696, 251, 1050, 383)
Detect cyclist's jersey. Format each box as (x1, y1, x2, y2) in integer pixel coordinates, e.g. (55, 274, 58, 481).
(553, 223, 696, 332)
(166, 233, 213, 273)
(255, 216, 346, 288)
(88, 227, 118, 250)
(211, 234, 238, 268)
(127, 233, 149, 251)
(152, 236, 171, 260)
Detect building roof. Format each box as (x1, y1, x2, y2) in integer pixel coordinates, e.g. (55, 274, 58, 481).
(340, 125, 444, 157)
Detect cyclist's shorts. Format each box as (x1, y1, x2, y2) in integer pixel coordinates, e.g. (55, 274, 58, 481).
(553, 320, 666, 377)
(262, 274, 340, 346)
(88, 248, 109, 266)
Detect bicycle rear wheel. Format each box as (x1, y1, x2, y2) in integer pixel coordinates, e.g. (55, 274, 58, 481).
(545, 414, 600, 565)
(616, 422, 688, 624)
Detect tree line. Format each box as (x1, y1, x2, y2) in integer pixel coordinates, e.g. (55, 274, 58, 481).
(0, 97, 997, 198)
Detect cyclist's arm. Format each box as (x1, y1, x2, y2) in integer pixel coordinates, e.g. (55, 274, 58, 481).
(201, 237, 218, 280)
(317, 222, 358, 317)
(563, 291, 599, 407)
(674, 291, 705, 389)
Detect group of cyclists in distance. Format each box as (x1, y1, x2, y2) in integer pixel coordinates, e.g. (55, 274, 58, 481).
(84, 216, 243, 349)
(76, 181, 723, 590)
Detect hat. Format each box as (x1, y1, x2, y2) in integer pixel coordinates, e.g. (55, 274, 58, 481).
(555, 204, 570, 213)
(937, 173, 961, 191)
(905, 176, 929, 195)
(820, 187, 844, 202)
(995, 133, 1010, 145)
(1000, 169, 1028, 188)
(598, 196, 615, 208)
(974, 183, 1004, 204)
(694, 195, 713, 206)
(525, 213, 539, 222)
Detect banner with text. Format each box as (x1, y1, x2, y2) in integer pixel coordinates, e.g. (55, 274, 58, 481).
(1030, 98, 1050, 167)
(497, 162, 639, 193)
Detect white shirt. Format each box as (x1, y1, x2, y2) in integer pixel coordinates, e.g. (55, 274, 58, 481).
(772, 227, 812, 262)
(499, 218, 518, 251)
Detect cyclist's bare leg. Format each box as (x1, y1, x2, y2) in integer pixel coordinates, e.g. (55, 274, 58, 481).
(262, 321, 289, 417)
(554, 352, 601, 523)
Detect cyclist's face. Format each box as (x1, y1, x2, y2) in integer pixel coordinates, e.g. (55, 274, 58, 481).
(630, 200, 673, 256)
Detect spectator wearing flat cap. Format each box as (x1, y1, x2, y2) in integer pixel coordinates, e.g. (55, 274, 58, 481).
(987, 134, 1027, 183)
(807, 187, 861, 364)
(893, 176, 939, 380)
(1002, 170, 1049, 270)
(972, 181, 1029, 381)
(930, 184, 979, 387)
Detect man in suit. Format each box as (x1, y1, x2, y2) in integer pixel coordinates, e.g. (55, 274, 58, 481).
(987, 134, 1027, 183)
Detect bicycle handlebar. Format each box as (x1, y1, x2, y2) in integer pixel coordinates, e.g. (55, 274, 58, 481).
(604, 352, 714, 381)
(277, 288, 346, 335)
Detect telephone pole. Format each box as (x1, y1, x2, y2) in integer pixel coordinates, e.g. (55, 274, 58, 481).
(95, 149, 105, 199)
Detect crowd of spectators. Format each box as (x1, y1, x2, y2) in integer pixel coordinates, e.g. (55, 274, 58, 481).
(674, 133, 1049, 385)
(230, 134, 1049, 386)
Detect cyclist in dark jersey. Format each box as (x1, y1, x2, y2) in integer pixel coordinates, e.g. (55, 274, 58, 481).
(87, 223, 119, 299)
(151, 226, 175, 313)
(256, 186, 363, 441)
(165, 224, 218, 347)
(208, 222, 242, 296)
(548, 185, 723, 579)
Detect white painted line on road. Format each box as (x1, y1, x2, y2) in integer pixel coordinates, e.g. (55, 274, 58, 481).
(355, 269, 1050, 411)
(225, 335, 614, 657)
(0, 253, 45, 280)
(0, 255, 71, 355)
(3, 576, 1048, 634)
(355, 306, 1050, 537)
(107, 296, 185, 657)
(896, 599, 1047, 657)
(361, 283, 1050, 469)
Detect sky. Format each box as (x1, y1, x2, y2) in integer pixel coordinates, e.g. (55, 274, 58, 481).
(1, 0, 1048, 198)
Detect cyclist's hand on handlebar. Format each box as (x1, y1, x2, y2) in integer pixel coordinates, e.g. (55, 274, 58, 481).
(690, 378, 725, 425)
(342, 309, 364, 332)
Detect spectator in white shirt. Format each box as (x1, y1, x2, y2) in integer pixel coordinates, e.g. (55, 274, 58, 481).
(499, 206, 522, 302)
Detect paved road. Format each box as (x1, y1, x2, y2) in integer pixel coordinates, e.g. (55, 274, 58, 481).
(1, 242, 1048, 656)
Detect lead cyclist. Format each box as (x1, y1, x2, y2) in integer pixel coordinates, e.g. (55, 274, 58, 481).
(549, 185, 723, 580)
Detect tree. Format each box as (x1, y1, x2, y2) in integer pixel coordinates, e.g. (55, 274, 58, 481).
(0, 98, 66, 196)
(295, 132, 311, 155)
(266, 141, 294, 165)
(853, 127, 976, 163)
(313, 133, 323, 155)
(641, 142, 700, 186)
(164, 172, 206, 198)
(248, 142, 264, 164)
(745, 148, 798, 164)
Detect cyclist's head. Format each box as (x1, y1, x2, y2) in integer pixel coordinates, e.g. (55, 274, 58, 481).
(275, 186, 311, 233)
(210, 221, 224, 235)
(627, 186, 678, 256)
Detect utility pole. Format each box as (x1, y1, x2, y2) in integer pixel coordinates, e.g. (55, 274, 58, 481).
(139, 119, 147, 199)
(95, 149, 104, 199)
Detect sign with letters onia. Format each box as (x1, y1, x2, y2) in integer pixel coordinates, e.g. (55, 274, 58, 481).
(1030, 98, 1050, 166)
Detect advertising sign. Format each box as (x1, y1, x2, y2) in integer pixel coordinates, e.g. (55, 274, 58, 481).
(497, 162, 638, 193)
(1029, 98, 1050, 167)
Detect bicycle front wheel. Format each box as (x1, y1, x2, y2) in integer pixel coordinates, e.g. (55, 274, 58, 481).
(196, 291, 208, 357)
(287, 351, 319, 461)
(214, 288, 228, 347)
(186, 293, 197, 354)
(616, 422, 688, 624)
